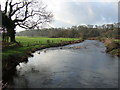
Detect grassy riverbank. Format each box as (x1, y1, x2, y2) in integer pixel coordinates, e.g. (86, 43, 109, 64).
(2, 37, 119, 59)
(2, 36, 81, 60)
(104, 39, 120, 56)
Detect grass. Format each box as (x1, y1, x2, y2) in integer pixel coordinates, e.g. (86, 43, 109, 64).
(114, 39, 120, 44)
(16, 36, 79, 46)
(2, 36, 80, 59)
(104, 39, 120, 56)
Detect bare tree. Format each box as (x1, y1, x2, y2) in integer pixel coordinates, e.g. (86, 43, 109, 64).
(2, 0, 53, 42)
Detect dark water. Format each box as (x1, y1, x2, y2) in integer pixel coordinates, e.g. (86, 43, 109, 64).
(9, 40, 118, 88)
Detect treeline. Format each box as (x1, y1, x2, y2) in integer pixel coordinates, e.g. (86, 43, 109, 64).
(16, 23, 119, 39)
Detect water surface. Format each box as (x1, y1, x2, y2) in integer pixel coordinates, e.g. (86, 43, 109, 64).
(9, 40, 118, 88)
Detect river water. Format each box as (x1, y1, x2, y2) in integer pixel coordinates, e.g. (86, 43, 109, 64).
(8, 40, 118, 88)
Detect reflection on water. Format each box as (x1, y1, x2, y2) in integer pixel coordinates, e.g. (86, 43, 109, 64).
(9, 40, 118, 88)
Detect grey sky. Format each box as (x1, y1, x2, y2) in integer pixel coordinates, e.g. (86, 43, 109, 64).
(43, 0, 118, 28)
(1, 0, 119, 31)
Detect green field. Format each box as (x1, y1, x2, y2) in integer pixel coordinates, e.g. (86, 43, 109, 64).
(2, 36, 80, 59)
(16, 36, 80, 46)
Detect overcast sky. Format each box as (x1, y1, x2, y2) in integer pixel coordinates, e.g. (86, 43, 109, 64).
(43, 0, 118, 28)
(1, 0, 119, 31)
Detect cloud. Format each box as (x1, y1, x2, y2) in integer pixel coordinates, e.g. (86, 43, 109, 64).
(47, 1, 118, 27)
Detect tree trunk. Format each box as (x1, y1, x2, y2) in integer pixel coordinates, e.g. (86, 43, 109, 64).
(9, 29, 16, 42)
(10, 34, 16, 42)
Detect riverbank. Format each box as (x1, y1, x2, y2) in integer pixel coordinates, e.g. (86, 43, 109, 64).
(88, 37, 120, 57)
(2, 37, 80, 59)
(2, 37, 83, 88)
(102, 38, 120, 57)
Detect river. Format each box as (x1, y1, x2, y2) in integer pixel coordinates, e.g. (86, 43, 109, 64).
(7, 40, 118, 88)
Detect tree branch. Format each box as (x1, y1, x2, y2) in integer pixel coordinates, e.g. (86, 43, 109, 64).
(5, 0, 9, 14)
(10, 2, 26, 17)
(4, 0, 53, 30)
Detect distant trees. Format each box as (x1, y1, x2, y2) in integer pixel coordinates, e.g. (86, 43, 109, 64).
(2, 0, 53, 42)
(16, 23, 119, 39)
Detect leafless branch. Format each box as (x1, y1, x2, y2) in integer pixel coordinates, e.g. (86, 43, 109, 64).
(3, 0, 53, 29)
